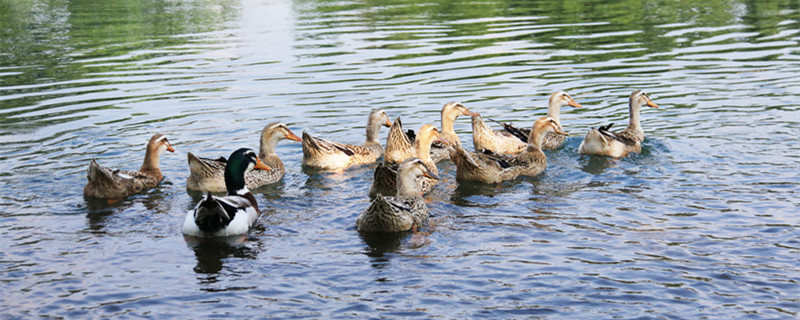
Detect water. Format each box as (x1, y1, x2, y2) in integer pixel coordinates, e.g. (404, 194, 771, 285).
(1, 0, 799, 318)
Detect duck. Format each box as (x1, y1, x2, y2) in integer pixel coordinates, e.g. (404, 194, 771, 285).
(302, 109, 392, 171)
(578, 89, 659, 158)
(450, 116, 567, 184)
(471, 113, 528, 155)
(186, 123, 301, 192)
(357, 157, 440, 233)
(486, 91, 584, 152)
(182, 148, 271, 237)
(84, 133, 175, 199)
(369, 124, 447, 198)
(432, 102, 479, 162)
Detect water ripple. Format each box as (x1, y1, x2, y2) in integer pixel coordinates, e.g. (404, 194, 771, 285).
(1, 0, 799, 318)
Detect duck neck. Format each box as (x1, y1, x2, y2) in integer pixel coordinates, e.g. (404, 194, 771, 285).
(546, 99, 562, 124)
(224, 164, 249, 196)
(415, 138, 433, 164)
(140, 147, 162, 175)
(626, 100, 644, 137)
(527, 125, 546, 151)
(396, 172, 422, 198)
(441, 113, 456, 136)
(259, 132, 281, 158)
(365, 115, 382, 145)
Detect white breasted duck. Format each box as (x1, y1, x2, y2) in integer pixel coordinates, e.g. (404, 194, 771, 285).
(182, 148, 271, 237)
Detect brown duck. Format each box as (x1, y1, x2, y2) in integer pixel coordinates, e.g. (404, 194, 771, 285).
(186, 122, 301, 192)
(84, 133, 175, 199)
(369, 124, 446, 198)
(302, 109, 392, 171)
(357, 158, 440, 233)
(451, 117, 566, 184)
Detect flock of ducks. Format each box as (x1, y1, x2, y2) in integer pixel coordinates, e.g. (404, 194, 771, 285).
(83, 90, 660, 238)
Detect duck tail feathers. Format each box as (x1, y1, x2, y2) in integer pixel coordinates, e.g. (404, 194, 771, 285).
(194, 193, 231, 234)
(87, 159, 114, 183)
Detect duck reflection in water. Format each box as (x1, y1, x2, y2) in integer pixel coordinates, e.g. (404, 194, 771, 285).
(184, 235, 260, 276)
(359, 230, 431, 273)
(84, 186, 171, 232)
(578, 155, 620, 174)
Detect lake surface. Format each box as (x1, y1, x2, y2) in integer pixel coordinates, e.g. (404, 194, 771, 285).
(1, 0, 799, 318)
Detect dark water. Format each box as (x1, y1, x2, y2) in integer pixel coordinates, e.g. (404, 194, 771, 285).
(1, 0, 799, 318)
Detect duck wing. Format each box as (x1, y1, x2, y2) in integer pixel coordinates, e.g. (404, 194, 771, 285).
(188, 152, 227, 174)
(480, 149, 511, 169)
(450, 143, 482, 172)
(303, 131, 356, 156)
(606, 124, 639, 146)
(502, 123, 529, 143)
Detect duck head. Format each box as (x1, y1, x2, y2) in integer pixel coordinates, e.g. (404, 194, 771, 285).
(529, 116, 568, 148)
(224, 148, 271, 195)
(260, 122, 301, 156)
(396, 157, 440, 197)
(630, 89, 659, 109)
(550, 91, 583, 109)
(142, 133, 174, 171)
(442, 102, 479, 121)
(366, 109, 392, 143)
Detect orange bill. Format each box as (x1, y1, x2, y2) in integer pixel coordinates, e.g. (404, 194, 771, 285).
(647, 100, 660, 108)
(568, 99, 583, 108)
(286, 130, 302, 142)
(254, 158, 272, 171)
(423, 169, 440, 180)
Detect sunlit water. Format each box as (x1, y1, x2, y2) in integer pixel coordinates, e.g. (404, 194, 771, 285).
(1, 0, 799, 318)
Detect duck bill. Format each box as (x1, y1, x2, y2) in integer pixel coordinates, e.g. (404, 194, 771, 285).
(384, 119, 393, 127)
(466, 111, 479, 117)
(555, 128, 569, 136)
(646, 100, 660, 109)
(166, 144, 175, 152)
(286, 130, 302, 142)
(254, 158, 272, 171)
(568, 100, 583, 108)
(423, 169, 440, 180)
(436, 137, 449, 145)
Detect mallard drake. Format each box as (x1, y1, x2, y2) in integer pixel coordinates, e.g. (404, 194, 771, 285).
(302, 109, 392, 171)
(186, 123, 301, 192)
(432, 102, 479, 162)
(578, 90, 659, 158)
(183, 148, 271, 237)
(369, 124, 447, 198)
(357, 157, 440, 233)
(84, 133, 175, 199)
(450, 116, 567, 184)
(491, 91, 583, 151)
